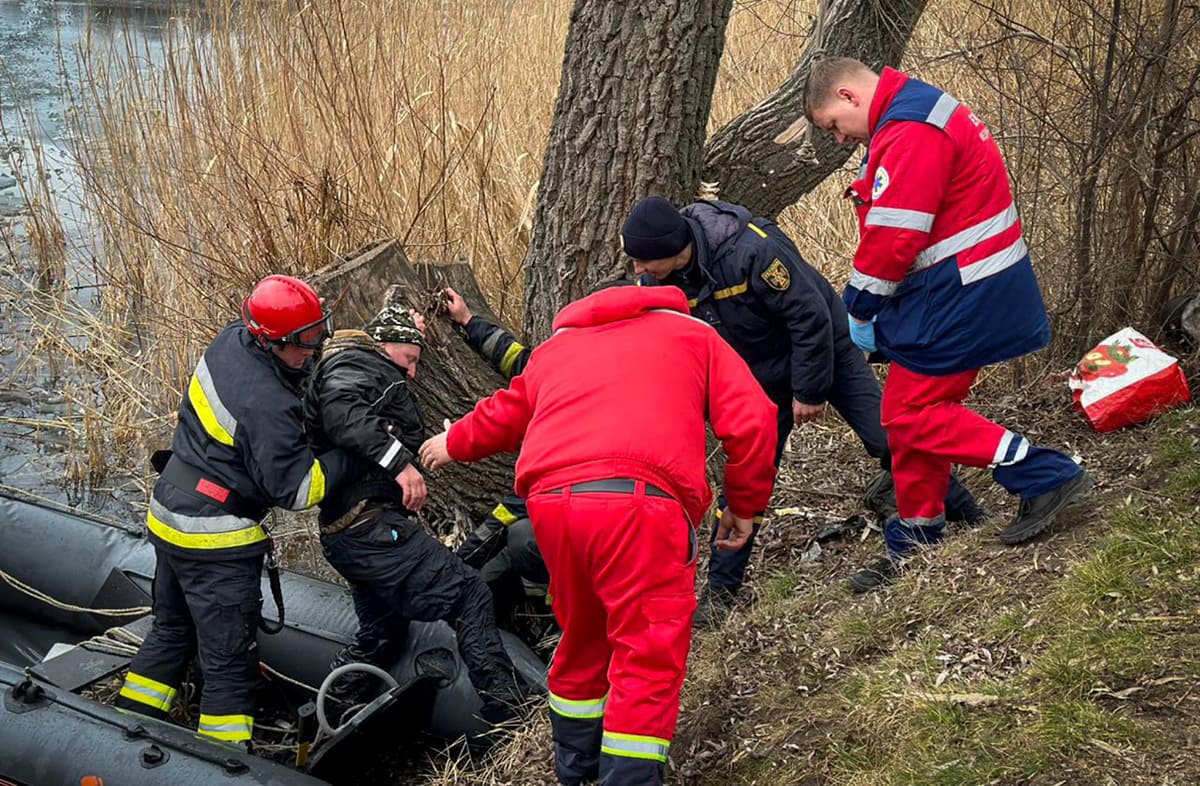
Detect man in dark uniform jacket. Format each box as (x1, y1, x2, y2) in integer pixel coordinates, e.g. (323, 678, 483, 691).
(622, 196, 983, 626)
(303, 297, 521, 721)
(442, 288, 549, 622)
(115, 275, 354, 748)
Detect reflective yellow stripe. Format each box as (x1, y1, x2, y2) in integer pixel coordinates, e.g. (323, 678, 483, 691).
(198, 713, 254, 742)
(716, 504, 764, 525)
(601, 731, 670, 762)
(499, 342, 525, 377)
(147, 509, 266, 551)
(712, 281, 748, 300)
(548, 691, 607, 719)
(306, 460, 326, 507)
(747, 223, 768, 238)
(291, 459, 327, 509)
(492, 503, 519, 526)
(187, 357, 237, 446)
(686, 298, 698, 308)
(119, 672, 176, 712)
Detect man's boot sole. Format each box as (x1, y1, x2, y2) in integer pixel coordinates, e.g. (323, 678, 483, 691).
(999, 470, 1094, 545)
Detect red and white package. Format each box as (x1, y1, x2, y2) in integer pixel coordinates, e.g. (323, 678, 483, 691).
(1069, 327, 1191, 433)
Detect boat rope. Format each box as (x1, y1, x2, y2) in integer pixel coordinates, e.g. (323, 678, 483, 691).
(78, 626, 145, 656)
(0, 567, 151, 617)
(260, 662, 320, 694)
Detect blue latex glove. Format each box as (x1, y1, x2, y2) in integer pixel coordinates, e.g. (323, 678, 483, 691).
(848, 315, 877, 353)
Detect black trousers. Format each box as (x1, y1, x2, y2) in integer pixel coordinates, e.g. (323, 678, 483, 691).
(479, 517, 550, 622)
(320, 510, 518, 703)
(115, 547, 262, 742)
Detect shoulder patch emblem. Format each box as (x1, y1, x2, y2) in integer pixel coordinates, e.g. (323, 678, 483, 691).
(872, 166, 890, 200)
(761, 259, 791, 291)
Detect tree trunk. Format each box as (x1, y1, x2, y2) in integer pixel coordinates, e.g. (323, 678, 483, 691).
(703, 0, 929, 219)
(521, 0, 736, 342)
(311, 241, 517, 534)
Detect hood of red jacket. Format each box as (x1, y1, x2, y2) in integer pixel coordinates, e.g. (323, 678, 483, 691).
(552, 286, 690, 331)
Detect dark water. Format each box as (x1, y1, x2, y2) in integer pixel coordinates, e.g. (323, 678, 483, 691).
(0, 1, 178, 518)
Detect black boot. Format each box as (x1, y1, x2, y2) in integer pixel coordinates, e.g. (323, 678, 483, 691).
(999, 470, 1094, 545)
(847, 557, 899, 594)
(692, 586, 736, 631)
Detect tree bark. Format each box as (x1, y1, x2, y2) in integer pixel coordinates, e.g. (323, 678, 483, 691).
(311, 242, 517, 533)
(521, 0, 736, 342)
(703, 0, 929, 219)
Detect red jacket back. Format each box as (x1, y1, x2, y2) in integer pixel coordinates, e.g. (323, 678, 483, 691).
(446, 286, 778, 525)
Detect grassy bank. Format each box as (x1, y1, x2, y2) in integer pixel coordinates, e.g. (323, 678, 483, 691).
(669, 405, 1200, 785)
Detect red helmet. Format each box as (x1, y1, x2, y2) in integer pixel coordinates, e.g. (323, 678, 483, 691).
(241, 275, 330, 348)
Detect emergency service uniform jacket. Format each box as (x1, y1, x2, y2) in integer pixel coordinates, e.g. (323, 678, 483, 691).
(668, 200, 854, 406)
(842, 67, 1051, 375)
(303, 330, 425, 526)
(456, 315, 532, 565)
(447, 285, 778, 531)
(463, 314, 530, 379)
(148, 322, 352, 559)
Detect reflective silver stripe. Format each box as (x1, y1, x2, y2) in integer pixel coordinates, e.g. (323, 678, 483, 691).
(548, 692, 607, 719)
(990, 431, 1029, 468)
(959, 238, 1028, 285)
(857, 159, 868, 178)
(866, 207, 935, 231)
(914, 203, 1019, 270)
(926, 94, 960, 128)
(120, 682, 173, 708)
(601, 732, 670, 762)
(150, 497, 258, 534)
(193, 356, 238, 437)
(480, 327, 505, 358)
(379, 437, 404, 469)
(200, 720, 251, 733)
(992, 430, 1016, 466)
(848, 269, 900, 297)
(902, 515, 946, 528)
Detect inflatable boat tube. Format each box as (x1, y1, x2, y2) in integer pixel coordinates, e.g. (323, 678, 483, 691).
(0, 660, 328, 785)
(0, 490, 546, 742)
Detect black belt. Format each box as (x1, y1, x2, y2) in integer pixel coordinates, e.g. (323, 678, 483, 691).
(545, 479, 673, 499)
(160, 453, 268, 522)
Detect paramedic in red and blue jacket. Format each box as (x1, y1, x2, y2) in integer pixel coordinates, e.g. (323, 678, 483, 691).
(802, 57, 1093, 591)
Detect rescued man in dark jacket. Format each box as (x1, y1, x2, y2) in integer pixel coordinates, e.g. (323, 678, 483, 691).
(622, 196, 984, 627)
(302, 295, 522, 722)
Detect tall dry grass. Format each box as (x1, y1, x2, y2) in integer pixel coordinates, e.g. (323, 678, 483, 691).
(6, 0, 1199, 488)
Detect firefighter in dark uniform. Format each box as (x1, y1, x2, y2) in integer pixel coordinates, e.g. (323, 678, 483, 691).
(303, 299, 522, 720)
(115, 275, 353, 747)
(621, 196, 983, 627)
(455, 495, 550, 625)
(441, 288, 550, 620)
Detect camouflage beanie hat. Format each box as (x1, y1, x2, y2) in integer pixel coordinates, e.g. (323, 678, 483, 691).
(364, 303, 425, 348)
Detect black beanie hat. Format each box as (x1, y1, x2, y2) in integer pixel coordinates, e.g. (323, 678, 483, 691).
(621, 196, 690, 261)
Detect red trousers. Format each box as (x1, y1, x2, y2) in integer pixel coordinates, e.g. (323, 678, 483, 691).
(528, 482, 696, 778)
(880, 364, 1008, 522)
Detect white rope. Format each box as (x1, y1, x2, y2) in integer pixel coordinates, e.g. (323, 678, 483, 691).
(0, 567, 151, 617)
(260, 662, 320, 694)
